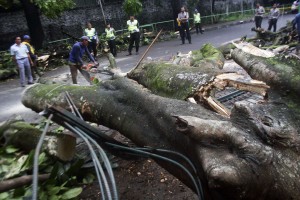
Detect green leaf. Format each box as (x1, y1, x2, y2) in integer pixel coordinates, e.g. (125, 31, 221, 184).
(82, 173, 95, 184)
(47, 186, 61, 195)
(0, 192, 9, 200)
(61, 187, 82, 199)
(5, 145, 19, 154)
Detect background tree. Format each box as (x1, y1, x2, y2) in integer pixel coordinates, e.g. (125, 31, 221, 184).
(0, 0, 74, 49)
(123, 0, 143, 17)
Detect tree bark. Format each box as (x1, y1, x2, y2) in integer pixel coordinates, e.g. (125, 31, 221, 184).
(20, 0, 45, 49)
(231, 47, 300, 98)
(0, 174, 49, 193)
(0, 118, 76, 161)
(21, 77, 300, 200)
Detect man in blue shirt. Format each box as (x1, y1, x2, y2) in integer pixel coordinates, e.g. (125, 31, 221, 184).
(69, 36, 98, 84)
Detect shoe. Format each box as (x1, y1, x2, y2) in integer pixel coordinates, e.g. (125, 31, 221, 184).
(21, 85, 25, 87)
(189, 42, 192, 44)
(136, 52, 139, 55)
(126, 53, 132, 56)
(28, 82, 34, 85)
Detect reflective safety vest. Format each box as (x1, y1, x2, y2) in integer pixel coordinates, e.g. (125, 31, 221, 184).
(22, 41, 35, 54)
(194, 13, 201, 23)
(84, 28, 97, 40)
(127, 19, 139, 33)
(105, 28, 115, 40)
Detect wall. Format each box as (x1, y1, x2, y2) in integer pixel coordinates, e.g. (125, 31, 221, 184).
(0, 0, 172, 50)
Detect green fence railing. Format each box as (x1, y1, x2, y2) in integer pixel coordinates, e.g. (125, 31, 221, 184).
(47, 3, 292, 45)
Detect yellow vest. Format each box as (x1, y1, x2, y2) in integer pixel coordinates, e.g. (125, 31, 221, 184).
(22, 41, 35, 54)
(84, 28, 96, 39)
(127, 19, 139, 33)
(194, 13, 201, 23)
(105, 28, 115, 40)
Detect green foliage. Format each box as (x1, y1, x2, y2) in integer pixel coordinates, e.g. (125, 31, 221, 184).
(0, 51, 18, 80)
(123, 0, 143, 17)
(0, 142, 90, 199)
(33, 0, 75, 18)
(0, 0, 74, 18)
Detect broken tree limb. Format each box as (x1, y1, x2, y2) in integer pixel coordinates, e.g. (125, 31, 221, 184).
(129, 29, 163, 74)
(231, 46, 300, 98)
(21, 78, 300, 200)
(0, 174, 50, 193)
(0, 117, 76, 161)
(128, 61, 269, 116)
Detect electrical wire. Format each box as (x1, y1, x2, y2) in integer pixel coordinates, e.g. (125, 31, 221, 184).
(65, 122, 111, 200)
(32, 114, 53, 200)
(105, 143, 203, 200)
(65, 92, 117, 199)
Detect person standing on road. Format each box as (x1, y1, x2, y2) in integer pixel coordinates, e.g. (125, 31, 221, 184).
(10, 36, 34, 87)
(22, 35, 42, 80)
(194, 9, 203, 34)
(178, 6, 191, 44)
(268, 4, 280, 32)
(105, 23, 117, 57)
(68, 36, 98, 84)
(254, 3, 265, 29)
(293, 12, 300, 54)
(84, 22, 98, 60)
(127, 16, 140, 56)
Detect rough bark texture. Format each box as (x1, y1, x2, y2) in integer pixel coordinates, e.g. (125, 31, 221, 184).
(231, 48, 300, 98)
(128, 62, 221, 100)
(22, 78, 300, 200)
(20, 0, 45, 49)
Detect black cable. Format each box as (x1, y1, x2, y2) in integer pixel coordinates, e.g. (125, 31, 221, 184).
(105, 142, 203, 200)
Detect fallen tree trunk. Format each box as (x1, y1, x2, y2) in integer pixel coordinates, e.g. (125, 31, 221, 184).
(0, 117, 76, 161)
(128, 61, 269, 117)
(231, 47, 300, 98)
(22, 78, 300, 200)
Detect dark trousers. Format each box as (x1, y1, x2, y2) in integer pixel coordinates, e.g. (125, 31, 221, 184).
(108, 39, 117, 56)
(30, 54, 41, 79)
(88, 39, 97, 58)
(255, 16, 263, 28)
(179, 22, 191, 44)
(128, 32, 140, 53)
(195, 23, 203, 34)
(69, 63, 91, 84)
(268, 19, 277, 32)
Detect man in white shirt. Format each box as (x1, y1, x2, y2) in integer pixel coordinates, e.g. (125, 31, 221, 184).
(268, 4, 280, 32)
(178, 6, 191, 44)
(254, 3, 265, 29)
(10, 36, 33, 87)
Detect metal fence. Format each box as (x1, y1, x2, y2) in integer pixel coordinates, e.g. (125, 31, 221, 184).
(48, 3, 292, 45)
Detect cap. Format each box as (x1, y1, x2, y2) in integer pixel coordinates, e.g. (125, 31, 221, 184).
(80, 36, 91, 41)
(23, 35, 30, 40)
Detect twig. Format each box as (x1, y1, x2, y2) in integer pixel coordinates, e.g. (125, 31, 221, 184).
(0, 174, 49, 192)
(128, 29, 163, 74)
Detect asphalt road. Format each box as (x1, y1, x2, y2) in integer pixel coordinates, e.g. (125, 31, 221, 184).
(0, 14, 295, 122)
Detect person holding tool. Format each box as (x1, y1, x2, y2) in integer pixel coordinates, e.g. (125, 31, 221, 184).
(68, 36, 98, 85)
(178, 6, 191, 44)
